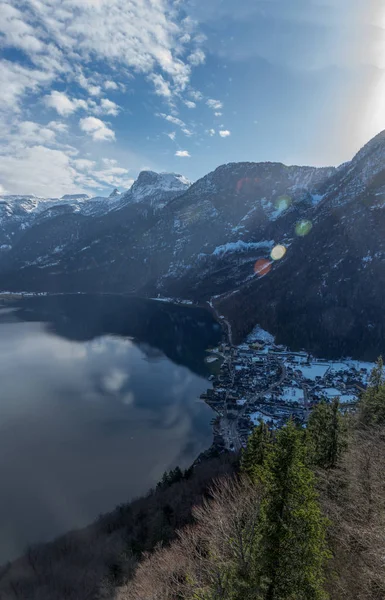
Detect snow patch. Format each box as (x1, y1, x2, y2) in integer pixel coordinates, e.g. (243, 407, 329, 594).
(296, 363, 330, 380)
(212, 240, 274, 257)
(250, 411, 280, 425)
(281, 387, 304, 402)
(247, 325, 275, 344)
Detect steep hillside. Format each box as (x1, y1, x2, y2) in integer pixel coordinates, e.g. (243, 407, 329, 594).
(218, 132, 385, 359)
(0, 456, 236, 600)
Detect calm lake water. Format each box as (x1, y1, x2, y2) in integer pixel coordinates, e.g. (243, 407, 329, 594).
(0, 295, 221, 562)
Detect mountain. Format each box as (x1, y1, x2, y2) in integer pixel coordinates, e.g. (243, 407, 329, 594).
(121, 171, 190, 207)
(109, 188, 121, 199)
(1, 132, 385, 358)
(0, 164, 331, 293)
(217, 131, 385, 358)
(0, 190, 123, 251)
(0, 171, 192, 289)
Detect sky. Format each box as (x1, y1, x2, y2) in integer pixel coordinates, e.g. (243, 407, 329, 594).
(1, 0, 385, 197)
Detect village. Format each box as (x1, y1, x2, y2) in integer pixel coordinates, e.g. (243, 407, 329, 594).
(202, 324, 374, 452)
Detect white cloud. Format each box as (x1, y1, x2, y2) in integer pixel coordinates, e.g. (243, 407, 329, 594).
(104, 80, 118, 90)
(187, 49, 206, 66)
(0, 132, 132, 196)
(0, 60, 52, 109)
(0, 3, 45, 53)
(182, 127, 193, 136)
(167, 131, 176, 141)
(0, 0, 208, 194)
(88, 84, 102, 96)
(99, 98, 120, 116)
(45, 91, 88, 116)
(214, 111, 222, 117)
(207, 98, 223, 110)
(2, 0, 199, 91)
(47, 121, 68, 132)
(0, 145, 81, 197)
(189, 90, 203, 101)
(18, 121, 56, 144)
(219, 129, 231, 137)
(148, 73, 172, 98)
(184, 100, 196, 108)
(79, 117, 115, 141)
(175, 150, 191, 157)
(79, 166, 134, 190)
(73, 159, 95, 171)
(160, 113, 186, 127)
(179, 33, 191, 44)
(76, 157, 134, 189)
(208, 128, 215, 136)
(45, 91, 73, 116)
(76, 72, 102, 96)
(102, 158, 118, 166)
(91, 166, 133, 187)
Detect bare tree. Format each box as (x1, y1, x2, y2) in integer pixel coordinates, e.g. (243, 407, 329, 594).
(119, 476, 262, 600)
(320, 427, 385, 600)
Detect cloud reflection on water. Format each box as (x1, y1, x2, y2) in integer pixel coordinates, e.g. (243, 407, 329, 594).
(0, 316, 213, 562)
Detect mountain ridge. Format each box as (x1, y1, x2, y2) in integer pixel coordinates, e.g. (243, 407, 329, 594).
(1, 131, 385, 358)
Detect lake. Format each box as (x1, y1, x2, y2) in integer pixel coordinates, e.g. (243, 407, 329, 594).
(0, 295, 221, 563)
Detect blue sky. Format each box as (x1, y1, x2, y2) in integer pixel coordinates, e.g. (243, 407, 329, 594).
(0, 0, 384, 197)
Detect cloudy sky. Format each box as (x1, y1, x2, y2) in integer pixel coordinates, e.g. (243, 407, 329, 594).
(0, 0, 384, 197)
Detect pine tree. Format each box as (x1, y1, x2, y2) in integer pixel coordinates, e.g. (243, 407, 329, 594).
(369, 355, 384, 391)
(258, 420, 330, 600)
(241, 420, 273, 483)
(359, 357, 385, 426)
(307, 399, 345, 469)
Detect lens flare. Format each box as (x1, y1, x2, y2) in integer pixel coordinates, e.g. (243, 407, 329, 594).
(275, 195, 291, 212)
(270, 244, 286, 261)
(254, 259, 272, 277)
(295, 220, 312, 237)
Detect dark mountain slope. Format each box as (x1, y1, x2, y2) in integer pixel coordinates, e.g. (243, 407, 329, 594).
(218, 132, 385, 359)
(0, 162, 335, 297)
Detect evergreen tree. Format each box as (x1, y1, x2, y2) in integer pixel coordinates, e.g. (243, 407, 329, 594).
(258, 420, 330, 600)
(368, 355, 384, 391)
(307, 399, 345, 469)
(359, 357, 385, 426)
(156, 466, 184, 490)
(241, 420, 273, 483)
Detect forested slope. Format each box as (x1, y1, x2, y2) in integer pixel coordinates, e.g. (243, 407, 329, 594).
(116, 360, 385, 600)
(2, 363, 385, 599)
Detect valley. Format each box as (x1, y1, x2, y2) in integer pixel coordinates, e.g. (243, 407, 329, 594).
(1, 131, 385, 361)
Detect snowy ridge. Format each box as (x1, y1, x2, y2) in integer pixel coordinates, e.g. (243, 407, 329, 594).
(122, 171, 191, 207)
(212, 240, 274, 257)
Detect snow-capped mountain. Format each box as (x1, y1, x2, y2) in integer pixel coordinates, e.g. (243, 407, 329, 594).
(0, 189, 125, 250)
(0, 162, 334, 297)
(0, 171, 191, 273)
(0, 195, 60, 250)
(116, 171, 191, 210)
(1, 131, 385, 358)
